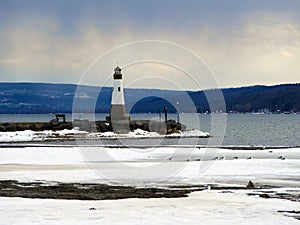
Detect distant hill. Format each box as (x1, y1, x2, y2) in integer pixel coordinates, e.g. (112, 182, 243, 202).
(132, 84, 300, 113)
(221, 84, 300, 113)
(0, 82, 299, 114)
(188, 83, 300, 113)
(0, 83, 182, 114)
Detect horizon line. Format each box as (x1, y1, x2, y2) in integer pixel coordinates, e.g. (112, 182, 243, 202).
(0, 81, 299, 92)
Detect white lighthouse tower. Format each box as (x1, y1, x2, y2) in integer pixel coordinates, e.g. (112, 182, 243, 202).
(106, 66, 129, 124)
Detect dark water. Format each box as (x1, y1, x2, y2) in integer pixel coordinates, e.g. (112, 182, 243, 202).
(212, 114, 300, 147)
(0, 113, 299, 147)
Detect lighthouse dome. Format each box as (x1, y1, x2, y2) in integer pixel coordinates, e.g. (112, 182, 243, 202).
(113, 66, 122, 79)
(114, 66, 121, 72)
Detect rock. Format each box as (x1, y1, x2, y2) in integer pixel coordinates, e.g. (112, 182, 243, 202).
(142, 122, 149, 131)
(166, 120, 176, 129)
(247, 180, 255, 188)
(278, 156, 286, 160)
(176, 122, 186, 131)
(111, 120, 130, 134)
(0, 119, 187, 134)
(50, 119, 59, 126)
(41, 123, 52, 130)
(16, 124, 31, 131)
(130, 121, 139, 129)
(5, 124, 17, 131)
(136, 121, 143, 127)
(259, 193, 270, 198)
(159, 127, 167, 135)
(57, 123, 73, 130)
(0, 125, 6, 132)
(97, 121, 109, 132)
(29, 124, 37, 131)
(72, 120, 92, 132)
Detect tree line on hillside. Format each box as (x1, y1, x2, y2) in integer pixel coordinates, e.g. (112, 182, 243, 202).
(0, 83, 299, 114)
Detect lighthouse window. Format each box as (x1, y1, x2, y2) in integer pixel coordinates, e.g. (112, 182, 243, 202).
(118, 87, 121, 92)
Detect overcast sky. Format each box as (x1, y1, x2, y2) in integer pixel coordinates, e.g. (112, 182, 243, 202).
(0, 0, 299, 90)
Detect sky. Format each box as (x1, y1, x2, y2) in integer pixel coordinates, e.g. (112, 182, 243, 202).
(0, 0, 299, 90)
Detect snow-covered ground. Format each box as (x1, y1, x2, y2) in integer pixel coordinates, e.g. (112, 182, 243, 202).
(0, 128, 210, 142)
(0, 147, 300, 186)
(0, 129, 89, 142)
(1, 146, 300, 224)
(1, 190, 299, 225)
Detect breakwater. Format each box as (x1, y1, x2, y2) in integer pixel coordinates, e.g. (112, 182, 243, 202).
(0, 119, 186, 134)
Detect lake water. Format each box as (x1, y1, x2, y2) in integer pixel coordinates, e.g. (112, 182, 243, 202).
(0, 113, 299, 147)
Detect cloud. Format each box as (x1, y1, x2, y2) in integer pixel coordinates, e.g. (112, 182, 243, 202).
(0, 12, 299, 89)
(282, 51, 294, 59)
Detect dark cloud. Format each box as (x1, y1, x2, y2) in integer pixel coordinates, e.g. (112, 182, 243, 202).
(0, 0, 299, 88)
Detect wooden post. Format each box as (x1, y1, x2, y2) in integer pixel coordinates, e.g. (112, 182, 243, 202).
(164, 106, 167, 122)
(176, 102, 180, 123)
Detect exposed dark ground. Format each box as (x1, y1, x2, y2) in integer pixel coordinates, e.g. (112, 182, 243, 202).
(1, 180, 299, 220)
(0, 180, 196, 200)
(1, 180, 298, 201)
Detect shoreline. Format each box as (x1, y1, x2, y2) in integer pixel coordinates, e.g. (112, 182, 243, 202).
(0, 142, 298, 149)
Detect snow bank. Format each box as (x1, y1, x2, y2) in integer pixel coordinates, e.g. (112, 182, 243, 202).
(0, 129, 87, 142)
(88, 128, 210, 139)
(168, 129, 210, 137)
(0, 128, 209, 142)
(88, 128, 161, 139)
(0, 130, 35, 142)
(56, 128, 89, 136)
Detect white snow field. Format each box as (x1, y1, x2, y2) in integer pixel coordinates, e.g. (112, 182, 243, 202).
(0, 146, 300, 186)
(0, 146, 300, 224)
(1, 190, 299, 225)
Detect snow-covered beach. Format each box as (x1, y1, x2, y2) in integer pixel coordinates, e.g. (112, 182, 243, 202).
(1, 189, 299, 225)
(0, 142, 300, 224)
(1, 146, 300, 186)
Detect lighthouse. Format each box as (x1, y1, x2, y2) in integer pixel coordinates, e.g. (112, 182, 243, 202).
(106, 66, 129, 127)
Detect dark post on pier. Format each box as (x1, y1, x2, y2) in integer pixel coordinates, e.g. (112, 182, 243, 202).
(164, 106, 168, 122)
